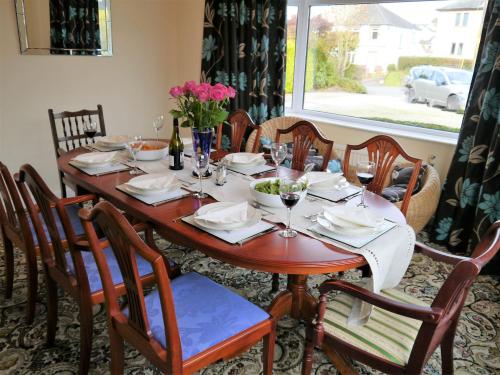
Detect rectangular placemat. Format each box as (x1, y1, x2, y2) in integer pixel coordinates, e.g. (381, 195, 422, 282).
(307, 185, 361, 203)
(69, 161, 130, 176)
(116, 184, 191, 206)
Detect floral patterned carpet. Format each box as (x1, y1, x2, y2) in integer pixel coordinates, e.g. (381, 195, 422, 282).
(0, 232, 498, 374)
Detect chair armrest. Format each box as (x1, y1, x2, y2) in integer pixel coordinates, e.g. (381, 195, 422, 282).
(319, 280, 443, 323)
(60, 194, 97, 207)
(74, 238, 110, 251)
(415, 241, 467, 265)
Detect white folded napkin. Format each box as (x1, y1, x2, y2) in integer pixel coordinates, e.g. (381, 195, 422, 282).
(323, 205, 384, 229)
(225, 153, 264, 165)
(195, 202, 249, 224)
(306, 172, 346, 190)
(125, 173, 178, 191)
(72, 151, 117, 165)
(98, 135, 129, 146)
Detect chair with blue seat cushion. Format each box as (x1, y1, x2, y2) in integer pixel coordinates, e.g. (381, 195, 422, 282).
(81, 200, 276, 374)
(302, 222, 500, 375)
(0, 161, 39, 324)
(16, 164, 171, 375)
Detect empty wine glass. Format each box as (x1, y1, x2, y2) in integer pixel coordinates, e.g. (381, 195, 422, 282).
(153, 115, 165, 141)
(193, 152, 210, 199)
(279, 178, 302, 238)
(125, 136, 144, 175)
(356, 161, 375, 208)
(83, 120, 98, 145)
(271, 142, 288, 178)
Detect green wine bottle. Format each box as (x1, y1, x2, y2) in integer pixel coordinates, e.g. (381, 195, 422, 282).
(169, 118, 184, 170)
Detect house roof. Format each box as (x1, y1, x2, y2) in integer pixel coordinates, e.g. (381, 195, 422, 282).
(351, 4, 419, 30)
(437, 0, 484, 11)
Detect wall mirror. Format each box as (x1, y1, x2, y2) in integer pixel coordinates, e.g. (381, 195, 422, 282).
(15, 0, 112, 56)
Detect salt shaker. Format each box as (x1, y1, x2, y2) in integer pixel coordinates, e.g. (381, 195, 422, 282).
(215, 161, 227, 186)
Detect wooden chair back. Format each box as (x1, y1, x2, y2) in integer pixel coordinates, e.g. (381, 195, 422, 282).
(343, 135, 422, 215)
(16, 164, 91, 293)
(216, 110, 261, 153)
(79, 201, 183, 373)
(49, 104, 106, 157)
(408, 221, 500, 371)
(276, 120, 333, 171)
(0, 162, 29, 238)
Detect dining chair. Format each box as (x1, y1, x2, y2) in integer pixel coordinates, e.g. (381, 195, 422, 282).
(302, 221, 500, 375)
(16, 164, 177, 375)
(343, 135, 422, 216)
(275, 120, 334, 171)
(79, 200, 276, 374)
(48, 105, 106, 197)
(215, 109, 261, 153)
(0, 162, 39, 323)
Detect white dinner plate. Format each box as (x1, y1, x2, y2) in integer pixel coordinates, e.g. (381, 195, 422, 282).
(70, 159, 114, 169)
(122, 184, 180, 196)
(317, 215, 383, 237)
(225, 153, 266, 166)
(98, 135, 129, 147)
(194, 202, 262, 230)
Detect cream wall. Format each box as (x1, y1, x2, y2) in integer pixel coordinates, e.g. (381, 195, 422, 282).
(0, 0, 179, 192)
(0, 0, 455, 194)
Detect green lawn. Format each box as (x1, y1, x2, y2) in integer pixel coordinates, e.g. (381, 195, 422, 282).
(364, 117, 460, 133)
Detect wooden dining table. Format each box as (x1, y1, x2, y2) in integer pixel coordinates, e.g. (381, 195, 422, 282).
(58, 148, 406, 321)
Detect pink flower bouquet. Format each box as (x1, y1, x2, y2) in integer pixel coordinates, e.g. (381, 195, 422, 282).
(169, 81, 236, 130)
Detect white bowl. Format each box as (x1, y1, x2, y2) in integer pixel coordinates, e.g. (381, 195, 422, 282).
(135, 141, 168, 161)
(249, 177, 308, 208)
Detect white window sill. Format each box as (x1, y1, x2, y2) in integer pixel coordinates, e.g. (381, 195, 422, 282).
(285, 109, 459, 146)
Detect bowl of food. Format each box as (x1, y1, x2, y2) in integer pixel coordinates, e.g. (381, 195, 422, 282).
(134, 141, 168, 161)
(249, 177, 308, 208)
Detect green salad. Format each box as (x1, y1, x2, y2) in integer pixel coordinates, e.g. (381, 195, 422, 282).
(254, 179, 308, 195)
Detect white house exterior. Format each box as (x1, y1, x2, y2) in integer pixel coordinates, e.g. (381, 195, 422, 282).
(433, 0, 484, 60)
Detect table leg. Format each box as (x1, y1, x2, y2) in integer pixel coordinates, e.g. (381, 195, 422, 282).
(268, 275, 317, 321)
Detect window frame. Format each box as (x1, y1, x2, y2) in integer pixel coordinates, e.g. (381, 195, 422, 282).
(286, 0, 467, 144)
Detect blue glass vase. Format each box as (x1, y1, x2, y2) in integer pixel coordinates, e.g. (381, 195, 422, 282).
(191, 128, 213, 198)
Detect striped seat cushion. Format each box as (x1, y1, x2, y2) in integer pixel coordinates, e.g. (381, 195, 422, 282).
(323, 288, 428, 366)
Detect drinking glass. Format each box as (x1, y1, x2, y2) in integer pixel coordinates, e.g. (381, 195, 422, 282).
(193, 153, 210, 199)
(271, 142, 288, 178)
(356, 161, 375, 208)
(125, 136, 144, 175)
(153, 115, 165, 141)
(279, 178, 302, 238)
(83, 120, 98, 144)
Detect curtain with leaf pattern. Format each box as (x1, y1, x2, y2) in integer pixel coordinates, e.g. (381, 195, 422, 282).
(49, 0, 101, 55)
(201, 0, 287, 132)
(431, 0, 500, 274)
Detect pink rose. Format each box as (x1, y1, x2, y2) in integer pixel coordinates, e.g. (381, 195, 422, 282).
(183, 80, 197, 94)
(194, 85, 210, 102)
(169, 85, 184, 98)
(210, 85, 226, 101)
(226, 86, 236, 98)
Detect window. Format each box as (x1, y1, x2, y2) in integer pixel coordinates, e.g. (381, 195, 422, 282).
(285, 0, 484, 135)
(285, 5, 298, 108)
(463, 12, 469, 26)
(455, 12, 461, 26)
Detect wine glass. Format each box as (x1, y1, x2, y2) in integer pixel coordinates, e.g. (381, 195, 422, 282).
(125, 136, 144, 175)
(279, 178, 302, 238)
(153, 115, 165, 141)
(271, 142, 288, 178)
(356, 161, 375, 208)
(83, 120, 98, 145)
(193, 152, 210, 199)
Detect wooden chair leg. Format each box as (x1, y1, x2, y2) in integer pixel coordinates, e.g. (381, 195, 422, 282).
(25, 251, 38, 324)
(3, 234, 14, 299)
(59, 173, 67, 198)
(262, 324, 276, 375)
(441, 319, 458, 375)
(271, 273, 280, 292)
(108, 325, 124, 375)
(302, 323, 315, 375)
(78, 300, 94, 375)
(46, 276, 58, 346)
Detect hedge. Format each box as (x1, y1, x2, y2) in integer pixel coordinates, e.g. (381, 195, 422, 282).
(398, 56, 473, 71)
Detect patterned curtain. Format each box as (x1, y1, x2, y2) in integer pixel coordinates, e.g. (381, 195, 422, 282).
(49, 0, 101, 55)
(431, 0, 500, 274)
(201, 0, 287, 130)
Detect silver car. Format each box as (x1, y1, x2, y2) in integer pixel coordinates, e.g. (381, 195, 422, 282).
(405, 66, 472, 111)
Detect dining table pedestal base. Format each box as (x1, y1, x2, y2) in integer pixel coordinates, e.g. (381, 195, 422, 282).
(268, 275, 317, 321)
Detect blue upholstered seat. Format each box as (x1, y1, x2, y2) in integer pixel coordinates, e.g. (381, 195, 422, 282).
(65, 247, 154, 294)
(28, 204, 84, 246)
(125, 272, 270, 360)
